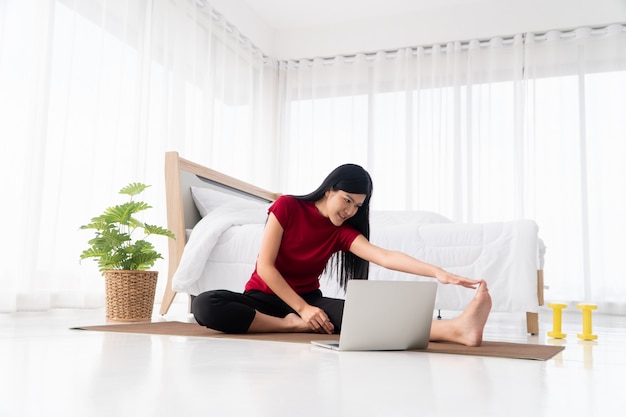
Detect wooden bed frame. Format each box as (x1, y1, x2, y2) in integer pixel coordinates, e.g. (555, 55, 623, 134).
(159, 151, 280, 316)
(159, 151, 545, 334)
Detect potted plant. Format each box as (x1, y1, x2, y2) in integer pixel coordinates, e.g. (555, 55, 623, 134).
(80, 182, 174, 322)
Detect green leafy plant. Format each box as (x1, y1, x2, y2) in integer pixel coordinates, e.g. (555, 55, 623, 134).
(80, 182, 175, 273)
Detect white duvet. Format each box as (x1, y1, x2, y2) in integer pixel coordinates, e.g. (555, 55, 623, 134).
(172, 206, 541, 313)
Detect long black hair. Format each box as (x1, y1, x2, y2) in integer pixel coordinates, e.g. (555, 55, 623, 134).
(293, 164, 373, 290)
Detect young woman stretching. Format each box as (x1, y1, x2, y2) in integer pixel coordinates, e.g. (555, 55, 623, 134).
(192, 164, 492, 347)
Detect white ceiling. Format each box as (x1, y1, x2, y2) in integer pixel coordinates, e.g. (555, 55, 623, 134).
(237, 0, 476, 30)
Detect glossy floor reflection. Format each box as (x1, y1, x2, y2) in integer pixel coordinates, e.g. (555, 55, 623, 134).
(1, 304, 625, 417)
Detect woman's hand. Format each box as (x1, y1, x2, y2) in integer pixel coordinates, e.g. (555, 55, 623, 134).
(298, 305, 334, 334)
(434, 269, 483, 289)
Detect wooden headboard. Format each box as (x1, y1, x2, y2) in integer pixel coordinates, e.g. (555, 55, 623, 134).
(160, 151, 280, 315)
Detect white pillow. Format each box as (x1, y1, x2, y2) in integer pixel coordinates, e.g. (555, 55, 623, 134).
(191, 186, 267, 217)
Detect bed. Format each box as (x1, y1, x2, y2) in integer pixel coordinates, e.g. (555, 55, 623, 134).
(160, 151, 545, 334)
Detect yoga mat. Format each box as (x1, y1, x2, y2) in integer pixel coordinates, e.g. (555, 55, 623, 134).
(72, 321, 564, 361)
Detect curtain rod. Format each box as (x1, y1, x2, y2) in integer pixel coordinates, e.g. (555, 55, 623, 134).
(195, 0, 267, 59)
(288, 23, 626, 64)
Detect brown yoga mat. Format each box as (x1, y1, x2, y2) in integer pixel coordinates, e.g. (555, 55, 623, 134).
(72, 321, 564, 361)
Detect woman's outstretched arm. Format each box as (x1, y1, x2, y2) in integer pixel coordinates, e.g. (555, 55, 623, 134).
(349, 235, 481, 289)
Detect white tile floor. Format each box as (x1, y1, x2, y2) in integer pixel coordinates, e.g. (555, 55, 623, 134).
(1, 305, 625, 417)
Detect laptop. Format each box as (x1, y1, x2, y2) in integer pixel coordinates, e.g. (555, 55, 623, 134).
(311, 280, 437, 351)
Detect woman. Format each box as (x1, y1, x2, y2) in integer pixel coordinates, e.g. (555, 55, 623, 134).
(192, 164, 491, 347)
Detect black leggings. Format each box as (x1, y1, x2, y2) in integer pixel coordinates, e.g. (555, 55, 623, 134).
(192, 289, 344, 334)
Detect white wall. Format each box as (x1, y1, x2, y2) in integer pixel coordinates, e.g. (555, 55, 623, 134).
(208, 0, 626, 59)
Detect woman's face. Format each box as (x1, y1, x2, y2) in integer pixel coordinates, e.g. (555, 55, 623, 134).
(317, 189, 367, 226)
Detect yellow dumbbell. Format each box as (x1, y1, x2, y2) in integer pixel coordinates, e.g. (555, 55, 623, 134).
(547, 302, 567, 339)
(577, 303, 598, 341)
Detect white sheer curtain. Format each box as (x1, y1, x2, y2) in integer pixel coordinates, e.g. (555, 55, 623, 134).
(277, 25, 626, 313)
(0, 0, 275, 312)
(524, 26, 626, 311)
(277, 37, 527, 218)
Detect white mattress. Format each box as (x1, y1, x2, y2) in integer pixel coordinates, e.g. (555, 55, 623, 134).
(172, 207, 542, 313)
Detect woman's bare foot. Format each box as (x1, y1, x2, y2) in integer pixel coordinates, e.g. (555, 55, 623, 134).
(456, 280, 492, 346)
(282, 313, 312, 332)
(430, 281, 492, 346)
(248, 312, 311, 333)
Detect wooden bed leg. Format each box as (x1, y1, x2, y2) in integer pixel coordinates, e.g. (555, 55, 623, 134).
(159, 286, 177, 315)
(189, 295, 196, 314)
(526, 312, 539, 335)
(526, 269, 545, 335)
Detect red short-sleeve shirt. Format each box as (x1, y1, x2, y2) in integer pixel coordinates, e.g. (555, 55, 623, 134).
(244, 195, 361, 294)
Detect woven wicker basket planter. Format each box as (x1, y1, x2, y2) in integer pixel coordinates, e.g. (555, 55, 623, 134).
(104, 270, 158, 322)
